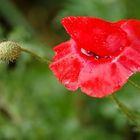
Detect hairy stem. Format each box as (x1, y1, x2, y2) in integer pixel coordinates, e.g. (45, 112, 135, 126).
(128, 79, 140, 91)
(21, 48, 51, 65)
(110, 94, 139, 126)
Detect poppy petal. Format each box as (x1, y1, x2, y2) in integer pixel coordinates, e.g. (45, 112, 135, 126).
(118, 20, 140, 52)
(118, 47, 140, 72)
(78, 61, 133, 97)
(62, 16, 129, 56)
(50, 39, 83, 90)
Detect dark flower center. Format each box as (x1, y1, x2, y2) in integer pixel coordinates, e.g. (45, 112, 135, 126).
(81, 48, 111, 59)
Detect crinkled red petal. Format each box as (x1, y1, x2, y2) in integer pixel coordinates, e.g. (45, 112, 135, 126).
(78, 61, 133, 97)
(118, 47, 140, 72)
(62, 16, 129, 56)
(78, 45, 140, 97)
(49, 40, 84, 90)
(117, 20, 140, 52)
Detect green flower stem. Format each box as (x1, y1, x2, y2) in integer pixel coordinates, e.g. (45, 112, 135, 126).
(128, 79, 140, 91)
(110, 94, 139, 126)
(21, 47, 51, 65)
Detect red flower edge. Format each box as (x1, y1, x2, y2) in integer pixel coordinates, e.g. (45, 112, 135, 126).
(50, 16, 140, 98)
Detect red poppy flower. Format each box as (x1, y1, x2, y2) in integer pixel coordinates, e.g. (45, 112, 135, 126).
(50, 16, 140, 98)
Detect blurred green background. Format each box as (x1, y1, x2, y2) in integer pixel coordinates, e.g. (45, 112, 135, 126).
(0, 0, 140, 139)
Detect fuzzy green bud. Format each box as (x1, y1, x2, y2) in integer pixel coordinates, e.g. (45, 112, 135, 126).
(0, 41, 21, 62)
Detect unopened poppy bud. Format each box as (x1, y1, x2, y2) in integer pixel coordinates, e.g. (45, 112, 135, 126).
(0, 41, 21, 62)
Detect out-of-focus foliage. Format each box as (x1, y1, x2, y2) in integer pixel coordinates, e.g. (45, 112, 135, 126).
(0, 0, 140, 139)
(54, 0, 126, 25)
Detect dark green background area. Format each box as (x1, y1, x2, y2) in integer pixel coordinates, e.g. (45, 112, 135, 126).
(0, 0, 140, 139)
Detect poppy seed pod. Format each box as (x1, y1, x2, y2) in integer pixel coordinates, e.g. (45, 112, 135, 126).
(0, 41, 21, 62)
